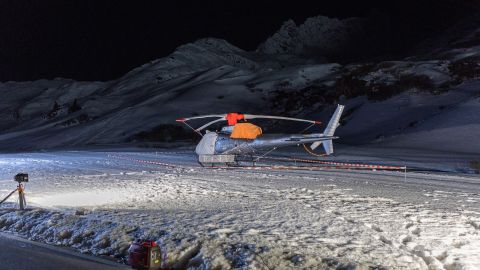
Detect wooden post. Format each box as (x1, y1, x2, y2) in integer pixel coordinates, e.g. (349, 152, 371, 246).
(18, 184, 26, 210)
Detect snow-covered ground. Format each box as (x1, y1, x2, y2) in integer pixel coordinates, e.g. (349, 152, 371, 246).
(0, 149, 479, 269)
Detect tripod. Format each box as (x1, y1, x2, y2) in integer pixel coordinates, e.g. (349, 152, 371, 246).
(0, 183, 27, 210)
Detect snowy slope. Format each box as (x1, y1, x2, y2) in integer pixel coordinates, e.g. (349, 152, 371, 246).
(330, 81, 480, 148)
(0, 15, 479, 158)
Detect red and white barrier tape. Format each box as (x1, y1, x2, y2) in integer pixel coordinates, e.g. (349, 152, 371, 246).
(250, 155, 406, 170)
(109, 154, 406, 172)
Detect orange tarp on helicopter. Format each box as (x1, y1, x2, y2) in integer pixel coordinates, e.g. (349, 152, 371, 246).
(230, 123, 262, 139)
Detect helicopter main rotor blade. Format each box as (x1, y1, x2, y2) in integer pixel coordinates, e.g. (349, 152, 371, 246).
(243, 115, 320, 125)
(177, 114, 321, 133)
(177, 114, 227, 122)
(195, 118, 227, 131)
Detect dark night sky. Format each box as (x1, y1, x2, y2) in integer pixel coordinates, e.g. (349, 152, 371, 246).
(0, 0, 477, 82)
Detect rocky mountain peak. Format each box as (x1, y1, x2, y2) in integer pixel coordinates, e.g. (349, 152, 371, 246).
(257, 15, 364, 58)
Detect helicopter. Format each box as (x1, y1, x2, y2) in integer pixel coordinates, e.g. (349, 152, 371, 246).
(177, 104, 344, 166)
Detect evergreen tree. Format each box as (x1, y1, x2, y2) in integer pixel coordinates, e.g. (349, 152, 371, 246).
(47, 101, 61, 118)
(68, 98, 81, 113)
(53, 101, 60, 112)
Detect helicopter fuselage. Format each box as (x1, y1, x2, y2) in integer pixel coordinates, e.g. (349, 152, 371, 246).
(195, 132, 337, 156)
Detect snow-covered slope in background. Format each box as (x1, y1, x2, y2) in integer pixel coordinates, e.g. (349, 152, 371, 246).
(0, 15, 479, 159)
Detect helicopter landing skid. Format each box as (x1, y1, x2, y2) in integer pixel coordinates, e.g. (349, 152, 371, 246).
(198, 154, 237, 167)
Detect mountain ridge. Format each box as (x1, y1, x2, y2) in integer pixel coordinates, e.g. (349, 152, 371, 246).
(0, 14, 479, 153)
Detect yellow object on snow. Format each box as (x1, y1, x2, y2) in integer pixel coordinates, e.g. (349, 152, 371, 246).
(230, 123, 262, 139)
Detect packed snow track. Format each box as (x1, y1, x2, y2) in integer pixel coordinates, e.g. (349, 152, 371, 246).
(0, 150, 479, 269)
